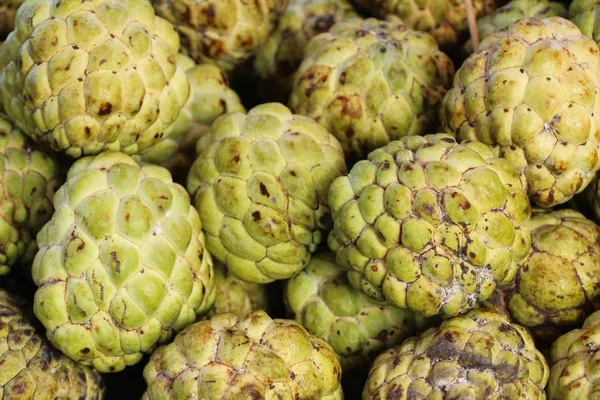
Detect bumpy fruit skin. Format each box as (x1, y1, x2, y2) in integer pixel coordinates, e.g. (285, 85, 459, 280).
(0, 116, 62, 275)
(483, 209, 600, 345)
(328, 134, 532, 317)
(289, 18, 454, 161)
(142, 310, 343, 400)
(32, 151, 216, 373)
(441, 17, 600, 208)
(0, 289, 105, 400)
(548, 309, 600, 399)
(0, 1, 23, 37)
(152, 55, 246, 181)
(153, 0, 286, 72)
(204, 261, 269, 318)
(0, 0, 192, 160)
(465, 0, 567, 53)
(187, 103, 347, 284)
(363, 308, 549, 399)
(285, 251, 437, 371)
(570, 0, 600, 45)
(254, 0, 358, 103)
(351, 0, 495, 51)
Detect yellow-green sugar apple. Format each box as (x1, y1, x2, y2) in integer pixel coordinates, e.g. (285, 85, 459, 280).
(548, 309, 600, 399)
(153, 0, 287, 72)
(142, 310, 343, 400)
(441, 17, 600, 208)
(204, 261, 269, 319)
(483, 208, 600, 345)
(288, 17, 455, 161)
(32, 151, 216, 373)
(0, 288, 106, 399)
(0, 115, 63, 276)
(328, 134, 532, 317)
(465, 0, 567, 54)
(254, 0, 358, 103)
(285, 251, 437, 371)
(187, 103, 347, 284)
(350, 0, 496, 51)
(363, 308, 549, 399)
(0, 0, 192, 160)
(569, 0, 600, 46)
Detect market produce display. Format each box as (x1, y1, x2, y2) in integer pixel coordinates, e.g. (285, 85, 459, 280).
(2, 0, 600, 399)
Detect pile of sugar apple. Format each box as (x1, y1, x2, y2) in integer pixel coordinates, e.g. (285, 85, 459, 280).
(1, 0, 600, 399)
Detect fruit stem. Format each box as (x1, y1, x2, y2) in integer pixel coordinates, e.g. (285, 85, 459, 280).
(465, 0, 480, 51)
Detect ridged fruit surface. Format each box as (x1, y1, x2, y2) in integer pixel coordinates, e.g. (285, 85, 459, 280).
(285, 251, 437, 371)
(363, 308, 549, 399)
(0, 288, 105, 400)
(328, 134, 532, 317)
(483, 209, 600, 345)
(187, 103, 347, 284)
(0, 115, 63, 275)
(0, 0, 192, 160)
(548, 309, 600, 399)
(289, 18, 454, 161)
(153, 0, 287, 72)
(32, 151, 215, 373)
(142, 310, 343, 400)
(441, 17, 600, 208)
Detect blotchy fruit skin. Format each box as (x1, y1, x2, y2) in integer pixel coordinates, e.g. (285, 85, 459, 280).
(0, 0, 191, 160)
(570, 0, 600, 45)
(204, 261, 269, 318)
(351, 0, 495, 51)
(363, 308, 549, 399)
(549, 309, 600, 399)
(0, 289, 105, 400)
(32, 151, 216, 373)
(253, 0, 358, 103)
(0, 1, 23, 37)
(289, 18, 454, 161)
(328, 134, 532, 317)
(151, 55, 246, 182)
(187, 103, 347, 284)
(142, 310, 344, 400)
(465, 0, 567, 53)
(0, 116, 62, 275)
(285, 251, 437, 371)
(483, 209, 600, 345)
(153, 0, 286, 72)
(441, 17, 600, 209)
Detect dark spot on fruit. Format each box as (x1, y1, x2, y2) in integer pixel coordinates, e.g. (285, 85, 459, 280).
(98, 103, 112, 116)
(81, 348, 90, 355)
(339, 72, 346, 85)
(371, 265, 378, 272)
(259, 183, 270, 197)
(252, 211, 261, 221)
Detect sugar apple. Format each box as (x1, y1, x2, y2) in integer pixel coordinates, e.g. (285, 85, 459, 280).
(0, 288, 105, 399)
(441, 17, 600, 209)
(253, 0, 358, 103)
(547, 309, 600, 399)
(363, 308, 549, 399)
(465, 0, 567, 54)
(150, 55, 245, 181)
(204, 261, 269, 319)
(0, 115, 63, 276)
(350, 0, 496, 51)
(32, 151, 216, 373)
(0, 0, 193, 160)
(0, 1, 22, 38)
(569, 0, 600, 46)
(328, 134, 532, 317)
(285, 251, 437, 371)
(483, 208, 600, 345)
(187, 102, 347, 284)
(142, 310, 343, 400)
(288, 18, 454, 161)
(153, 0, 287, 72)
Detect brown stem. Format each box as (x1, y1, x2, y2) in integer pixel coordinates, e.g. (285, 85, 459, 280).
(465, 0, 480, 51)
